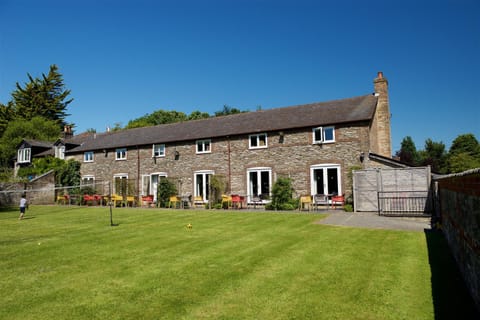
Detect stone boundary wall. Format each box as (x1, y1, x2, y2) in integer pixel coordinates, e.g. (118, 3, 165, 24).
(436, 168, 480, 311)
(0, 171, 55, 207)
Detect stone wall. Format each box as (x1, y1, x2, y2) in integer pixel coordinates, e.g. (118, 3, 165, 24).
(71, 122, 372, 201)
(436, 169, 480, 311)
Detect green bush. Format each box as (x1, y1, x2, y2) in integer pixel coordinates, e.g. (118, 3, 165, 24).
(267, 177, 296, 211)
(344, 204, 354, 212)
(157, 179, 177, 208)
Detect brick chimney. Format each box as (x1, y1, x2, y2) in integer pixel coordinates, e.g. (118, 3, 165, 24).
(372, 72, 392, 157)
(63, 125, 73, 139)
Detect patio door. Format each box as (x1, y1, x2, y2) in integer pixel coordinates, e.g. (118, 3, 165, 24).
(247, 167, 271, 202)
(194, 170, 214, 202)
(310, 165, 341, 196)
(151, 173, 167, 202)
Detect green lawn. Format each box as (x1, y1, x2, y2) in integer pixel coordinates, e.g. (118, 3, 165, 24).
(0, 206, 476, 319)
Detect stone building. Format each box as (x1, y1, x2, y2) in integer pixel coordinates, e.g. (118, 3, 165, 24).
(57, 72, 391, 204)
(16, 72, 393, 205)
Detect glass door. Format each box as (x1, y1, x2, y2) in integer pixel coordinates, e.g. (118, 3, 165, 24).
(311, 165, 341, 196)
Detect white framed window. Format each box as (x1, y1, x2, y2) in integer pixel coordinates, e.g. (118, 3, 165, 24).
(17, 148, 31, 163)
(196, 139, 211, 154)
(55, 146, 65, 160)
(142, 172, 168, 201)
(249, 133, 267, 149)
(116, 148, 127, 160)
(81, 175, 95, 187)
(313, 126, 335, 144)
(84, 151, 94, 162)
(152, 144, 165, 157)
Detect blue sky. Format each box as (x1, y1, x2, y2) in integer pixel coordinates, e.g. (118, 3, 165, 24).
(1, 0, 479, 154)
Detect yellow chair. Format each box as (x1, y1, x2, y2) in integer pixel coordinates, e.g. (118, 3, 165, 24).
(299, 195, 312, 211)
(168, 196, 181, 208)
(221, 194, 232, 209)
(193, 196, 204, 208)
(110, 194, 124, 207)
(126, 196, 136, 207)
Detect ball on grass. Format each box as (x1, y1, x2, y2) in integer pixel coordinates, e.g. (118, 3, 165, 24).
(186, 223, 192, 229)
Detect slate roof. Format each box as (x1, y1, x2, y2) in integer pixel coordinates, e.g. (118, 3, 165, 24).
(67, 94, 378, 153)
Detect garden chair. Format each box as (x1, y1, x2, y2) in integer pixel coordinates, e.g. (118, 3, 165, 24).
(221, 194, 233, 209)
(331, 195, 345, 210)
(313, 194, 329, 210)
(168, 196, 181, 208)
(299, 195, 312, 211)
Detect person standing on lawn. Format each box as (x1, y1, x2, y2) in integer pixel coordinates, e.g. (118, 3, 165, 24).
(19, 194, 28, 220)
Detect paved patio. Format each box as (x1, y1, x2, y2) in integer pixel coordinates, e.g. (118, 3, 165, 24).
(315, 210, 432, 232)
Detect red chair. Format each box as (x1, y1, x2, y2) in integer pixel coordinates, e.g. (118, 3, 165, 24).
(331, 195, 345, 209)
(231, 195, 245, 209)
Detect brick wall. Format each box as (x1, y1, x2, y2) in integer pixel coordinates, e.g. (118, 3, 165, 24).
(436, 169, 480, 311)
(71, 123, 371, 200)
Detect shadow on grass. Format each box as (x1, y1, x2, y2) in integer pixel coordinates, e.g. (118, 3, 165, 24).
(425, 229, 479, 319)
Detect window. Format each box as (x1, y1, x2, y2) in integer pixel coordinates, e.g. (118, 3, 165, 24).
(116, 148, 127, 160)
(55, 146, 65, 160)
(142, 173, 167, 202)
(249, 133, 267, 149)
(113, 174, 129, 195)
(17, 148, 31, 163)
(313, 126, 335, 144)
(84, 151, 94, 162)
(81, 175, 95, 187)
(247, 167, 272, 203)
(153, 144, 165, 157)
(196, 139, 211, 154)
(310, 164, 341, 196)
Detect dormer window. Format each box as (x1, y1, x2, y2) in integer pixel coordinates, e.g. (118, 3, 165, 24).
(17, 148, 31, 163)
(313, 126, 335, 144)
(249, 133, 267, 149)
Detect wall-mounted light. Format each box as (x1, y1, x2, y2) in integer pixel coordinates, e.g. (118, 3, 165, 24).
(359, 152, 365, 162)
(174, 150, 180, 160)
(279, 131, 284, 143)
(103, 149, 107, 157)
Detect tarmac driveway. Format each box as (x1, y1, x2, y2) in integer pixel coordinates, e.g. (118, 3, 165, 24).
(315, 210, 432, 232)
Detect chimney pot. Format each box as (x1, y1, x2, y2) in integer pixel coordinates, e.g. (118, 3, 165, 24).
(377, 71, 383, 79)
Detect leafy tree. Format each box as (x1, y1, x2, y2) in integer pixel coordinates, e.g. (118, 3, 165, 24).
(0, 101, 15, 137)
(17, 157, 65, 179)
(396, 136, 419, 165)
(187, 110, 210, 121)
(214, 105, 244, 117)
(447, 133, 480, 173)
(0, 116, 60, 167)
(55, 159, 81, 194)
(11, 65, 72, 128)
(418, 139, 447, 173)
(126, 110, 189, 129)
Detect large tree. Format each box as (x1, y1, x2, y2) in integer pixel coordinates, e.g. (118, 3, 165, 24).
(10, 64, 72, 128)
(447, 133, 480, 173)
(396, 136, 419, 165)
(418, 139, 447, 173)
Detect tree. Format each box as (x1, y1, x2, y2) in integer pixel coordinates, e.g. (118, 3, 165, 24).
(447, 133, 480, 173)
(418, 139, 447, 173)
(0, 116, 61, 167)
(11, 65, 73, 128)
(396, 136, 419, 165)
(126, 110, 189, 129)
(214, 105, 244, 117)
(187, 110, 210, 121)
